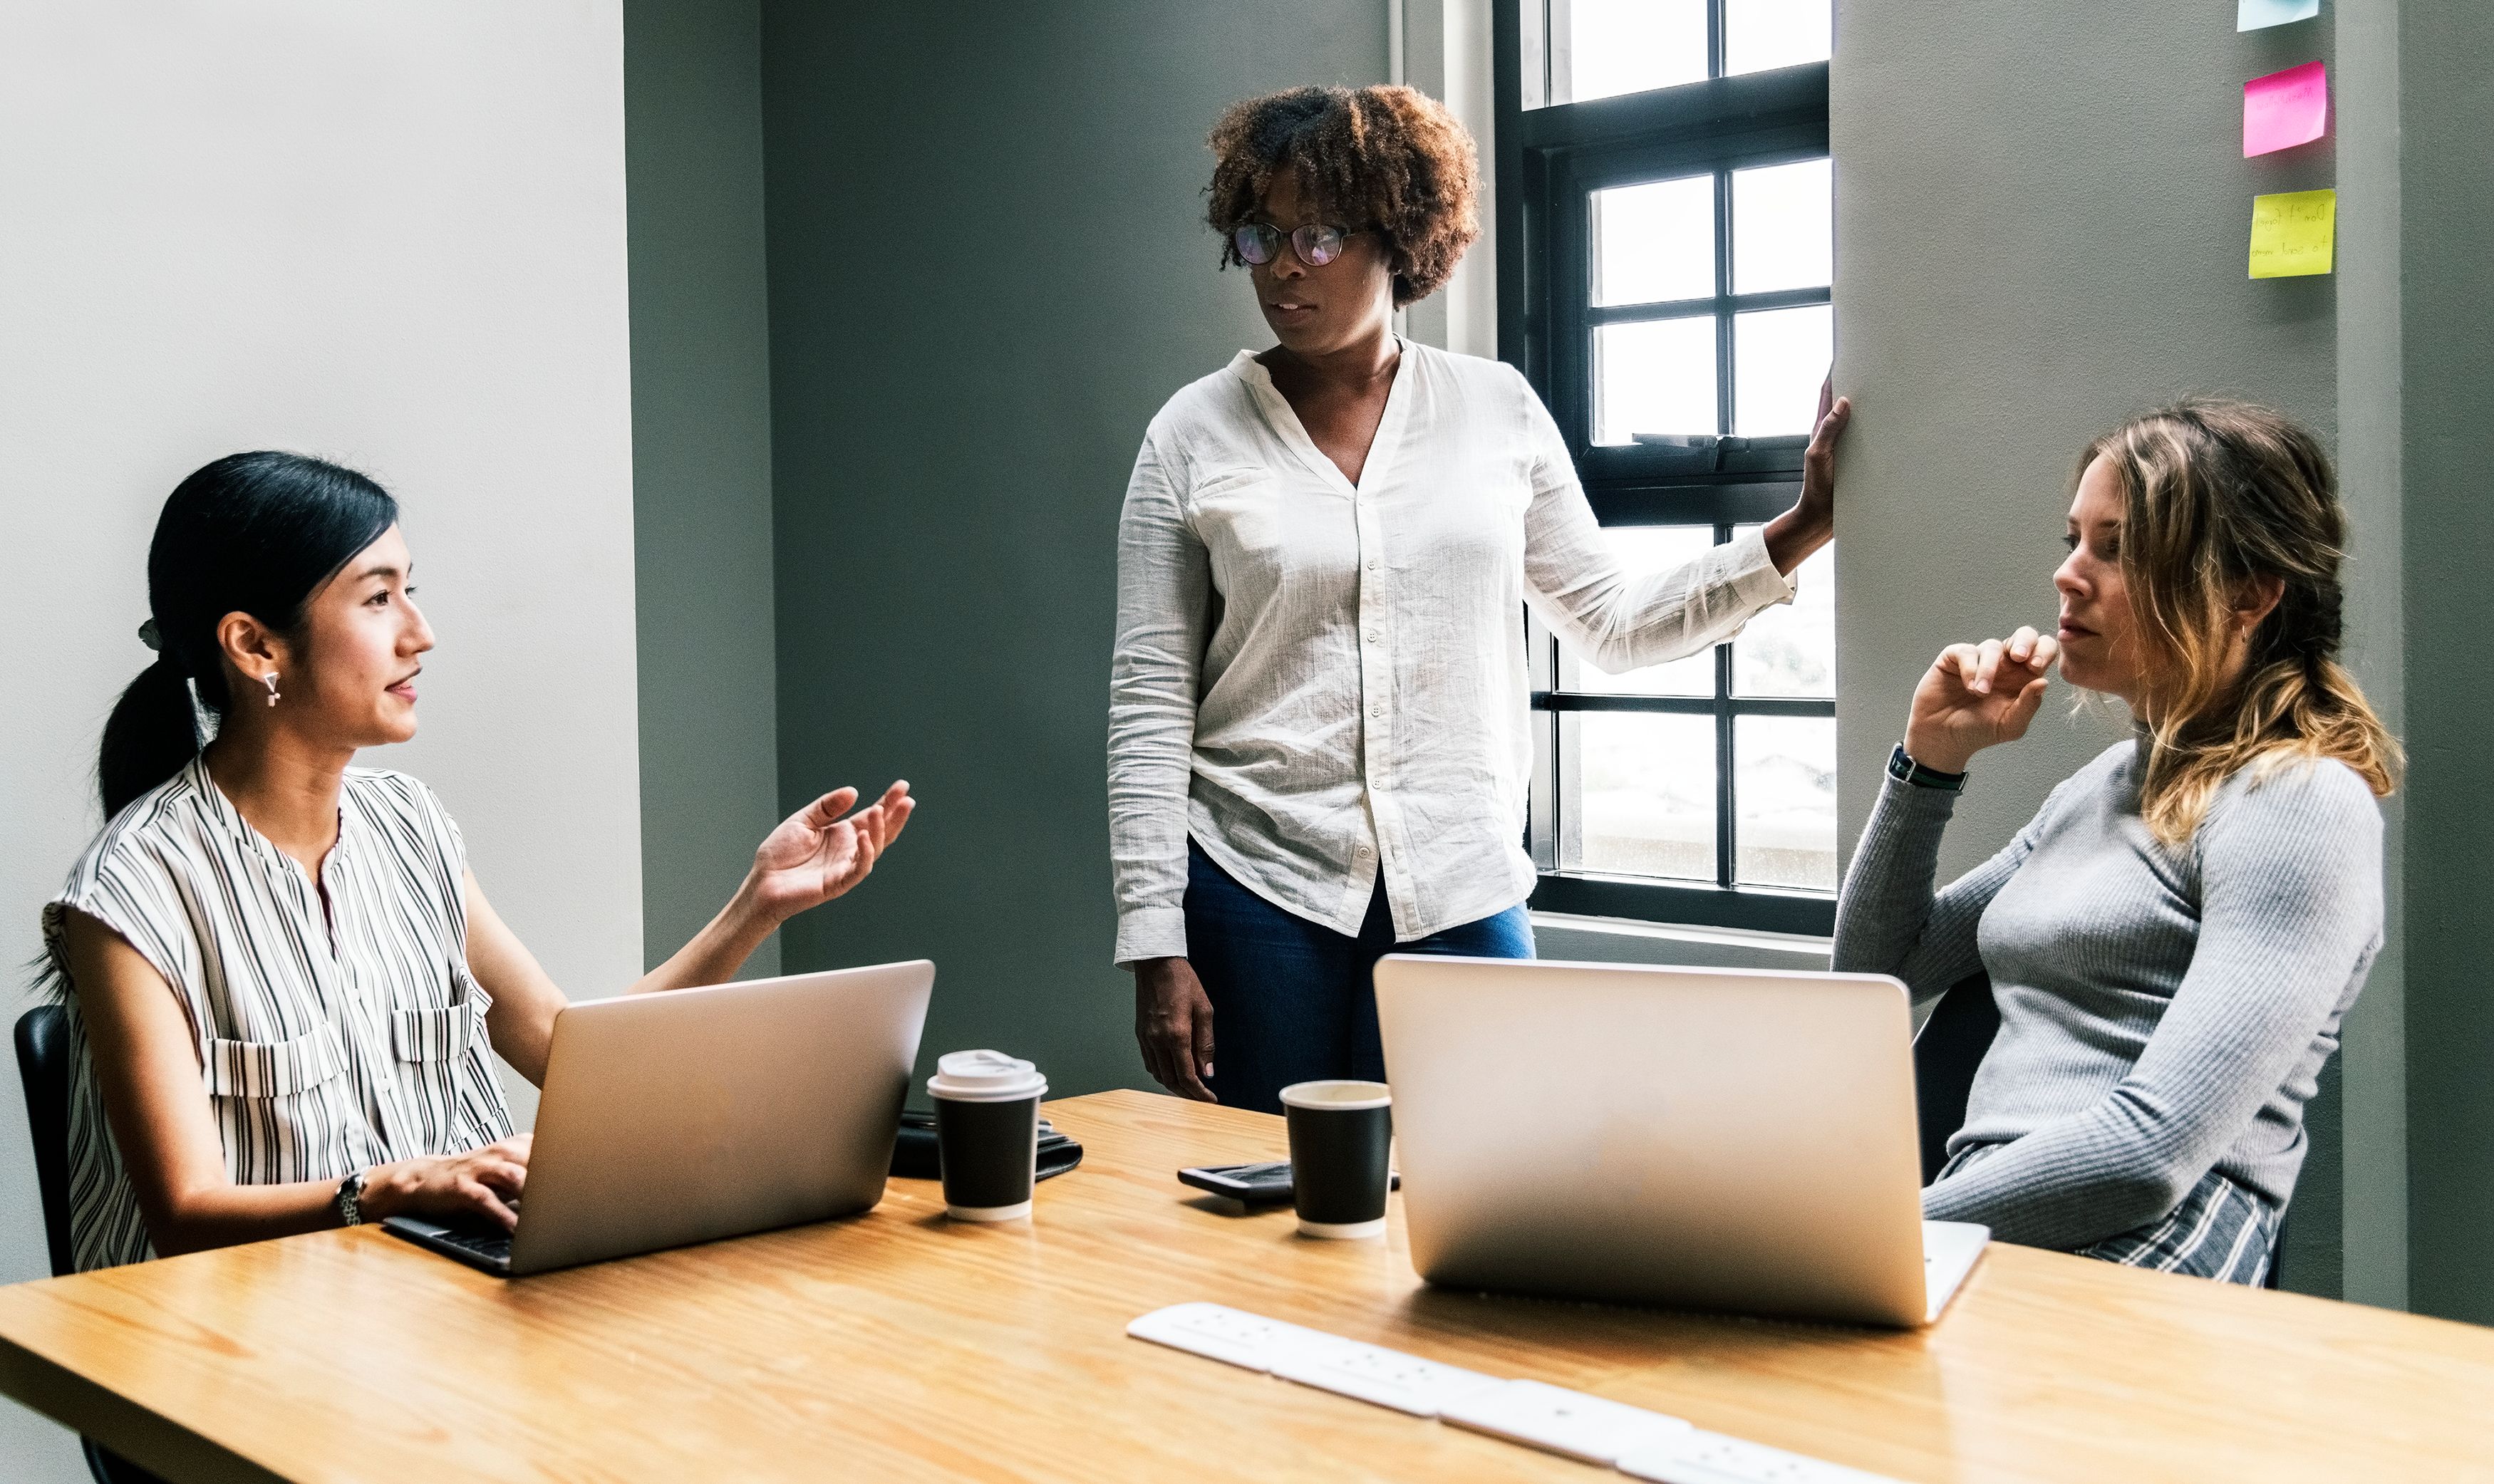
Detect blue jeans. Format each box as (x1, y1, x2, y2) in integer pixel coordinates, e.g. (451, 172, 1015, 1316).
(1183, 844, 1534, 1114)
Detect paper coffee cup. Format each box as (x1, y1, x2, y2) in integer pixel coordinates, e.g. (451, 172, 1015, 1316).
(928, 1050, 1047, 1221)
(1280, 1079, 1392, 1239)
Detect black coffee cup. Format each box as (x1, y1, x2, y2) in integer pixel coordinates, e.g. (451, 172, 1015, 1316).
(1280, 1079, 1392, 1238)
(927, 1050, 1047, 1220)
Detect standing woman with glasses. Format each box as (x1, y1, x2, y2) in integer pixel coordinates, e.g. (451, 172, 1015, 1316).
(1109, 85, 1852, 1111)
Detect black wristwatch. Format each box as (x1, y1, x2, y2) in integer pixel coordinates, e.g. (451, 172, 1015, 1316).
(1888, 742, 1968, 793)
(335, 1170, 367, 1227)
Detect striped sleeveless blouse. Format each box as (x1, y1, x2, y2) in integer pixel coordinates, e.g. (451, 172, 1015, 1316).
(40, 756, 514, 1271)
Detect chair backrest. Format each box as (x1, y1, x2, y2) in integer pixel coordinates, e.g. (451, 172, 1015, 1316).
(15, 1004, 79, 1278)
(17, 1007, 181, 1484)
(1910, 970, 1999, 1186)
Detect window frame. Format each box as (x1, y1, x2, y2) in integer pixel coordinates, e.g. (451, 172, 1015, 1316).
(1496, 0, 1836, 936)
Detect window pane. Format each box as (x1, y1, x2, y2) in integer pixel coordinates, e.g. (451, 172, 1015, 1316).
(1591, 174, 1714, 308)
(1558, 0, 1709, 105)
(1724, 0, 1832, 77)
(1595, 315, 1717, 445)
(1735, 715, 1836, 889)
(1566, 526, 1718, 696)
(1575, 712, 1717, 881)
(1731, 526, 1833, 697)
(1732, 157, 1831, 294)
(1732, 303, 1830, 436)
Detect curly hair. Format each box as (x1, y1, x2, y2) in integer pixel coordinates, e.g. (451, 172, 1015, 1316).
(1206, 85, 1480, 308)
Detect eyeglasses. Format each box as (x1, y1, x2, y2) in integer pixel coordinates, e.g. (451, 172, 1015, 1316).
(1231, 221, 1370, 268)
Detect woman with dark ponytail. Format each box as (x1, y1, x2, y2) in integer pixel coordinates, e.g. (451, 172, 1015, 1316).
(1833, 400, 2395, 1285)
(44, 452, 914, 1270)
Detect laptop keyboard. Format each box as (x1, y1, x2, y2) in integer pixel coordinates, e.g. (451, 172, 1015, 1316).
(435, 1226, 514, 1266)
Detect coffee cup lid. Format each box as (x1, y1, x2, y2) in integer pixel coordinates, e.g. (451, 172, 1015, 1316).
(1279, 1079, 1390, 1111)
(928, 1049, 1046, 1102)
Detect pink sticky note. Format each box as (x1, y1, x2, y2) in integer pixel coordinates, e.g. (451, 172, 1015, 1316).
(2245, 61, 2328, 156)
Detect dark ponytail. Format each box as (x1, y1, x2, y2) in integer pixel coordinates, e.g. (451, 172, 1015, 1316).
(99, 452, 398, 819)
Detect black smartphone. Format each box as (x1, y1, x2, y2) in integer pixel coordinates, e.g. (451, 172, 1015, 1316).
(1179, 1161, 1295, 1203)
(1176, 1162, 1398, 1203)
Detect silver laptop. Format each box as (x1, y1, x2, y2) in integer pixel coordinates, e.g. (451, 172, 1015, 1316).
(384, 960, 932, 1276)
(1372, 955, 1987, 1328)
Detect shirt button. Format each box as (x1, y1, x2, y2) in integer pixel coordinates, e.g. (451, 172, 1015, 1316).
(1370, 705, 1384, 717)
(1367, 559, 1380, 571)
(1355, 846, 1375, 860)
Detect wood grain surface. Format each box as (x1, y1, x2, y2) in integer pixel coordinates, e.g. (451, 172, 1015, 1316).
(1, 1089, 2490, 1483)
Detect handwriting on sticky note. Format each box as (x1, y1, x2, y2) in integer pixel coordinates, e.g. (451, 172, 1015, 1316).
(2238, 0, 2320, 31)
(2245, 61, 2329, 156)
(2250, 190, 2335, 279)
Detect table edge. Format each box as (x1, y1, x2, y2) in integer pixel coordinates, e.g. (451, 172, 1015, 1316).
(0, 1329, 288, 1484)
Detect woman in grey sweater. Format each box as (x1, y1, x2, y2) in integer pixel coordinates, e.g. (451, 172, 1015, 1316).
(1833, 400, 2398, 1284)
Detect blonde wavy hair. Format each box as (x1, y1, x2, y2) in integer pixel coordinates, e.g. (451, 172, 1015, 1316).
(2083, 399, 2399, 844)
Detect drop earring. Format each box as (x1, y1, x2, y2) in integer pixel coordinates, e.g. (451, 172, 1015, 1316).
(263, 673, 280, 707)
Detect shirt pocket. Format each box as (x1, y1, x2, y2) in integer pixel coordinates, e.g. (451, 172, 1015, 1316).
(390, 963, 492, 1067)
(389, 1005, 474, 1063)
(386, 963, 500, 1154)
(202, 1029, 345, 1098)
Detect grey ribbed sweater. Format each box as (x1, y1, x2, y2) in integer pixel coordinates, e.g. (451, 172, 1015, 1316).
(1832, 740, 2383, 1250)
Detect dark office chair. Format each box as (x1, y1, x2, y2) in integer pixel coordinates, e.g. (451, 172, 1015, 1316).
(16, 1005, 172, 1484)
(1908, 972, 2284, 1292)
(1910, 970, 2001, 1186)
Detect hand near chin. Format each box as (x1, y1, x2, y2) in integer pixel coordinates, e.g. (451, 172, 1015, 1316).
(1904, 627, 2059, 775)
(745, 782, 916, 922)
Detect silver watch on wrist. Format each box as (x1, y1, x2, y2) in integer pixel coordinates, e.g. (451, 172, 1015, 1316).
(335, 1170, 367, 1227)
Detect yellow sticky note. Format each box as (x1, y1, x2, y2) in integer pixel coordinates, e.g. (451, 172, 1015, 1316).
(2250, 189, 2336, 278)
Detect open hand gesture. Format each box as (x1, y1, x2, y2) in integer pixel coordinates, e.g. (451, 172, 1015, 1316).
(746, 782, 915, 923)
(1904, 628, 2058, 775)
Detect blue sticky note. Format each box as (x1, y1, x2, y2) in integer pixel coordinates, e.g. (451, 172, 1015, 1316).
(2238, 0, 2320, 31)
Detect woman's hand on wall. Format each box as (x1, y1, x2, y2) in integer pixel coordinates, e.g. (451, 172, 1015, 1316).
(1904, 627, 2059, 775)
(1763, 379, 1851, 575)
(1134, 957, 1216, 1101)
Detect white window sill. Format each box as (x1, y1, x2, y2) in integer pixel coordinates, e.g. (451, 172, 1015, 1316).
(1528, 910, 1833, 972)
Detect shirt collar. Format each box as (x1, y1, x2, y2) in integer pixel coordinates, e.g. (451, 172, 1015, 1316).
(182, 753, 352, 878)
(1228, 336, 1412, 389)
(1229, 338, 1416, 498)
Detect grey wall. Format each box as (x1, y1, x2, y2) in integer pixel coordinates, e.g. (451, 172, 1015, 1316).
(2397, 0, 2494, 1326)
(0, 5, 639, 1478)
(2331, 0, 2409, 1314)
(626, 0, 784, 977)
(757, 1, 1385, 1100)
(1831, 2, 2365, 1294)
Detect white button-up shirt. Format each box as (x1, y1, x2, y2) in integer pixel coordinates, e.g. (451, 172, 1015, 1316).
(1108, 341, 1798, 964)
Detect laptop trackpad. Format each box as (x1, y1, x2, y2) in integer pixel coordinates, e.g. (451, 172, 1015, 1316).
(1922, 1220, 1990, 1324)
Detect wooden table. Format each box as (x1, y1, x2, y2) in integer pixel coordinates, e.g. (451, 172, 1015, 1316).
(2, 1089, 2490, 1483)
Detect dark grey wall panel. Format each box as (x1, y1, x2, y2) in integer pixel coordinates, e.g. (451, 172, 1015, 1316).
(2398, 0, 2494, 1326)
